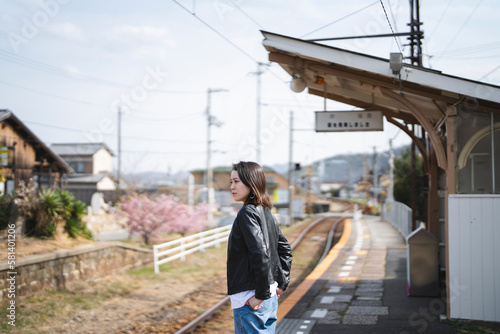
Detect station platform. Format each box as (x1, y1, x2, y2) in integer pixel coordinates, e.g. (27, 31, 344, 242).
(277, 215, 457, 334)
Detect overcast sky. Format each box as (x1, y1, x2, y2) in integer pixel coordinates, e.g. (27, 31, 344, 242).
(1, 0, 499, 175)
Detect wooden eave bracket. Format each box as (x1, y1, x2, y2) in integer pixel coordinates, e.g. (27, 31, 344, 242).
(381, 88, 448, 171)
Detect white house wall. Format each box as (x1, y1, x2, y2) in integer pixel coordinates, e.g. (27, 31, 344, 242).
(93, 148, 113, 174)
(97, 176, 116, 191)
(448, 195, 500, 321)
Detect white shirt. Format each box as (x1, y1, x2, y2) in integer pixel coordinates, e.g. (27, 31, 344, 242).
(229, 282, 278, 309)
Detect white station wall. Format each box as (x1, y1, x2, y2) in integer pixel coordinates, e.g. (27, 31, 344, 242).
(448, 195, 500, 321)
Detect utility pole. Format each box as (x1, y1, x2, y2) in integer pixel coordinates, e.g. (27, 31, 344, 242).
(117, 107, 122, 198)
(372, 146, 378, 203)
(411, 125, 417, 230)
(306, 1, 424, 67)
(288, 110, 294, 225)
(255, 62, 269, 164)
(206, 88, 226, 225)
(408, 0, 423, 66)
(388, 139, 394, 202)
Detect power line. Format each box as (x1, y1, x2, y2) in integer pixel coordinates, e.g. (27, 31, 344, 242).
(121, 149, 205, 155)
(0, 49, 202, 94)
(25, 120, 205, 144)
(125, 111, 204, 122)
(229, 0, 263, 28)
(171, 0, 258, 63)
(379, 0, 403, 54)
(0, 79, 107, 110)
(0, 79, 205, 121)
(300, 1, 379, 38)
(431, 40, 500, 57)
(479, 65, 500, 80)
(434, 0, 483, 63)
(434, 54, 500, 60)
(386, 0, 404, 52)
(427, 0, 454, 40)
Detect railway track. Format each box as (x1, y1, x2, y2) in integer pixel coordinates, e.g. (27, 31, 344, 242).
(174, 203, 353, 334)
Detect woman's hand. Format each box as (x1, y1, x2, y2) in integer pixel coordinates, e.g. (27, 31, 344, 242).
(246, 296, 263, 310)
(276, 288, 284, 298)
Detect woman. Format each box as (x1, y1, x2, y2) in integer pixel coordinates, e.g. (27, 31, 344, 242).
(227, 161, 293, 334)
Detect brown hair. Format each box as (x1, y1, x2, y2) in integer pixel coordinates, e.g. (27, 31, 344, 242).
(232, 161, 272, 209)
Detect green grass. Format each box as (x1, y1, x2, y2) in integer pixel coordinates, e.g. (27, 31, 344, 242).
(0, 280, 131, 333)
(0, 243, 229, 333)
(346, 198, 367, 205)
(443, 319, 500, 334)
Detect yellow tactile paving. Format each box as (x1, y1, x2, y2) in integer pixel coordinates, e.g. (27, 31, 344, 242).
(277, 219, 352, 323)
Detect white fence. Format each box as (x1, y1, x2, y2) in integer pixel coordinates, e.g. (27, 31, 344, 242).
(153, 225, 232, 274)
(382, 200, 412, 240)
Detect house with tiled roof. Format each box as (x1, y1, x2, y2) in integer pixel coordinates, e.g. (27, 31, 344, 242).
(51, 143, 116, 205)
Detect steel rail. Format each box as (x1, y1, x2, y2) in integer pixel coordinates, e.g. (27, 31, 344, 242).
(174, 214, 346, 334)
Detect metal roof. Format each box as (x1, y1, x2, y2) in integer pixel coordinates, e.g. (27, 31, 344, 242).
(261, 31, 500, 171)
(261, 31, 500, 121)
(51, 142, 115, 157)
(66, 172, 112, 184)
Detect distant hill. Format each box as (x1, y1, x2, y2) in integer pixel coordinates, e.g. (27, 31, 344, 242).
(271, 144, 410, 185)
(118, 145, 411, 189)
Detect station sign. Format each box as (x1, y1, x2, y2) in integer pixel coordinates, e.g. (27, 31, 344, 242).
(315, 111, 384, 132)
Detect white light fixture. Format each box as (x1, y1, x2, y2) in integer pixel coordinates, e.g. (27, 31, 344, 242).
(290, 75, 306, 93)
(390, 53, 403, 74)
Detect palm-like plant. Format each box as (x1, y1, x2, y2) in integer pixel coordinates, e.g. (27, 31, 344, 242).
(40, 189, 63, 217)
(37, 189, 92, 239)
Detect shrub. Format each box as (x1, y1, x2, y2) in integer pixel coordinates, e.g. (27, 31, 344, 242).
(15, 181, 92, 239)
(0, 195, 12, 230)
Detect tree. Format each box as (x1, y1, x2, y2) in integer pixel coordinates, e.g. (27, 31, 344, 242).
(118, 193, 209, 244)
(393, 147, 426, 220)
(164, 201, 209, 236)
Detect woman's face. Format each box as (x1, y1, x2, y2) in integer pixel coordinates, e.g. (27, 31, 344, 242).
(230, 170, 251, 203)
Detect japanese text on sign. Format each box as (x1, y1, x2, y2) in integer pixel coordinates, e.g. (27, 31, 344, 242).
(315, 111, 384, 132)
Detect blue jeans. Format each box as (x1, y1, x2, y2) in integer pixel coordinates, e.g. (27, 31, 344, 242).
(233, 295, 278, 334)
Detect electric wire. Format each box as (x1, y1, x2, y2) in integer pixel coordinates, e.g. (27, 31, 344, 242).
(171, 0, 258, 63)
(0, 133, 204, 155)
(0, 79, 107, 110)
(24, 121, 205, 144)
(0, 49, 201, 94)
(431, 40, 500, 57)
(378, 0, 403, 55)
(433, 0, 483, 63)
(0, 79, 205, 122)
(0, 50, 125, 88)
(300, 1, 379, 38)
(228, 0, 263, 28)
(386, 0, 404, 54)
(426, 0, 454, 41)
(121, 149, 205, 155)
(479, 65, 500, 80)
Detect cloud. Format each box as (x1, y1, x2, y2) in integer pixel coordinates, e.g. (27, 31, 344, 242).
(63, 64, 82, 75)
(101, 24, 177, 58)
(47, 22, 85, 41)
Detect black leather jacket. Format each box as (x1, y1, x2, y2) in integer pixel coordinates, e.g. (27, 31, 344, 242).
(227, 204, 293, 300)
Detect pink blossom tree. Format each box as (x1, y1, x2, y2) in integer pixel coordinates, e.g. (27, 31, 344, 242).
(118, 193, 210, 244)
(165, 201, 210, 236)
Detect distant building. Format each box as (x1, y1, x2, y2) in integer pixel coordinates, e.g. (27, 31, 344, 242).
(0, 110, 72, 195)
(190, 166, 289, 206)
(51, 143, 116, 205)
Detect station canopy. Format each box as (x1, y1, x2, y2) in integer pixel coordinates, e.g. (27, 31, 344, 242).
(261, 31, 500, 171)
